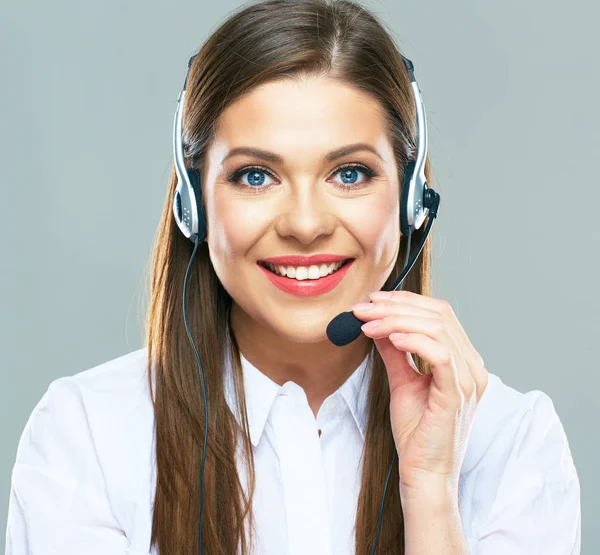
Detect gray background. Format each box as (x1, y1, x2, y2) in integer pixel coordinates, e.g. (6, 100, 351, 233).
(2, 0, 597, 551)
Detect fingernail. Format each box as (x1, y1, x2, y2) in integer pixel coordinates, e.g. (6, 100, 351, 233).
(361, 319, 382, 331)
(352, 303, 374, 311)
(369, 291, 392, 300)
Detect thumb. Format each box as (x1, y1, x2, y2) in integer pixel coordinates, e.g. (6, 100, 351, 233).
(372, 336, 422, 392)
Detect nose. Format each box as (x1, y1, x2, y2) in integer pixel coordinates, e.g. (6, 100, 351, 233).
(273, 184, 337, 245)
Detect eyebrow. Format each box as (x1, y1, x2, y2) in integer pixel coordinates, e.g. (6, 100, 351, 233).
(221, 142, 384, 165)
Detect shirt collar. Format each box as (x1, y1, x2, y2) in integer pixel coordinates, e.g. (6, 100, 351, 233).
(224, 345, 373, 447)
(336, 348, 372, 440)
(224, 346, 280, 447)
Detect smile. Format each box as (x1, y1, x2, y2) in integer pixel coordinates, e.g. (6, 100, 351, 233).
(258, 259, 352, 281)
(256, 258, 355, 297)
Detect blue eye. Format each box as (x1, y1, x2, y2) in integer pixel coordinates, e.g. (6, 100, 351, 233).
(228, 166, 276, 188)
(227, 163, 376, 191)
(330, 164, 376, 189)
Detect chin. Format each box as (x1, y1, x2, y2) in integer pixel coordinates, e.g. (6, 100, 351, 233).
(268, 313, 336, 344)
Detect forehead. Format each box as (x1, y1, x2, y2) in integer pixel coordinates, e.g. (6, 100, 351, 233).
(211, 76, 390, 157)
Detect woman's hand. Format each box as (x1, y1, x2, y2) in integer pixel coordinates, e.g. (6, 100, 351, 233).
(352, 290, 489, 498)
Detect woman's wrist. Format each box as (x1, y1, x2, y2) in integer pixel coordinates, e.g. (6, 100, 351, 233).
(399, 470, 460, 513)
(400, 480, 468, 555)
(400, 484, 458, 519)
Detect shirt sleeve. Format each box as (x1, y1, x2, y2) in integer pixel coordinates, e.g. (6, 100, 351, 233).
(5, 377, 133, 554)
(472, 391, 581, 554)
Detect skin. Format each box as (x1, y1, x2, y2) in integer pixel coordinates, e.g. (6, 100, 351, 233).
(356, 290, 487, 553)
(202, 74, 401, 415)
(201, 74, 489, 552)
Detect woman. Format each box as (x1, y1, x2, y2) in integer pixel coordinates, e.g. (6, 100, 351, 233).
(6, 0, 581, 554)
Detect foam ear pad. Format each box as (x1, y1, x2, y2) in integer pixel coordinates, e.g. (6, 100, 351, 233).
(400, 159, 416, 237)
(187, 169, 207, 242)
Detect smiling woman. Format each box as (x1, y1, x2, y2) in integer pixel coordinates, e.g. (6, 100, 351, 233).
(203, 75, 401, 334)
(5, 0, 580, 554)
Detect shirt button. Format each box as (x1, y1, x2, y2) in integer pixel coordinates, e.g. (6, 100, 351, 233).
(328, 398, 340, 413)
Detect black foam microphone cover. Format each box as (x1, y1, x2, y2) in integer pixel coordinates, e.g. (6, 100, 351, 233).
(326, 310, 366, 347)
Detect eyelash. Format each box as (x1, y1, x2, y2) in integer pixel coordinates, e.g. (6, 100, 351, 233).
(226, 163, 377, 192)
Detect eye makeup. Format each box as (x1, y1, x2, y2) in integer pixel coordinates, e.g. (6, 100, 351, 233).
(225, 162, 378, 193)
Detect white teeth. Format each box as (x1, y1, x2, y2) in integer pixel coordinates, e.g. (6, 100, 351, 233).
(307, 266, 320, 279)
(296, 267, 309, 280)
(264, 260, 346, 280)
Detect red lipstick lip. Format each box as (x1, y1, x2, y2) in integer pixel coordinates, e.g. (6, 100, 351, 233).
(258, 258, 355, 297)
(258, 254, 353, 266)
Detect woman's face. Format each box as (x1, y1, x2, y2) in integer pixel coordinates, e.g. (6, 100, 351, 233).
(202, 75, 401, 344)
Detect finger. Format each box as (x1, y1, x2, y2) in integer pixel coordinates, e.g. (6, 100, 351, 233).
(363, 314, 477, 404)
(371, 336, 424, 391)
(369, 291, 474, 363)
(373, 291, 488, 399)
(369, 289, 444, 311)
(352, 300, 439, 322)
(388, 331, 463, 403)
(360, 314, 445, 341)
(370, 291, 475, 360)
(446, 313, 488, 399)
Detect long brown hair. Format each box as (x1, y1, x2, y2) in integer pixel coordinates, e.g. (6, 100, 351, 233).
(144, 0, 434, 553)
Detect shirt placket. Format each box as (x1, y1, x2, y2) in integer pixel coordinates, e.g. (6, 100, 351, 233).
(270, 386, 333, 555)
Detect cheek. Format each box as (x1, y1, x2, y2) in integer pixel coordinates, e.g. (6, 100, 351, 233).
(346, 192, 400, 265)
(206, 192, 268, 267)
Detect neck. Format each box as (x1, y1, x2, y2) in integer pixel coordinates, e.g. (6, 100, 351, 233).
(229, 303, 372, 417)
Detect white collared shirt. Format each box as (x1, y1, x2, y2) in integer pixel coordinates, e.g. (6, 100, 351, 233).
(5, 347, 581, 554)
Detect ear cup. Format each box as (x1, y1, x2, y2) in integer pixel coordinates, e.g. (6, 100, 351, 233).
(187, 169, 208, 242)
(400, 159, 416, 237)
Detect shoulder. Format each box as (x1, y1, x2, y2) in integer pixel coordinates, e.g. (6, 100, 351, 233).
(461, 370, 580, 535)
(463, 371, 577, 481)
(14, 347, 154, 495)
(53, 346, 151, 399)
(458, 375, 580, 552)
(18, 347, 151, 443)
(8, 348, 155, 552)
